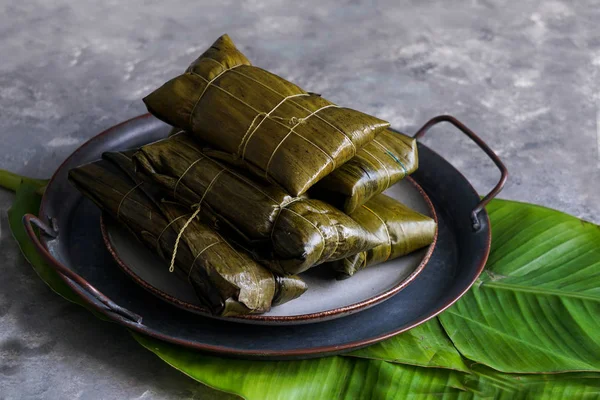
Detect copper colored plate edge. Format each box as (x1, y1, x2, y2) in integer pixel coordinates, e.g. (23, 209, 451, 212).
(99, 175, 438, 324)
(33, 113, 491, 356)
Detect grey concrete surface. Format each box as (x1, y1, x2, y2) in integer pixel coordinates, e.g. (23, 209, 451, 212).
(1, 0, 598, 398)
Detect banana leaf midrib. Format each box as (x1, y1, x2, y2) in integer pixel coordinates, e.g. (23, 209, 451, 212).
(474, 367, 600, 382)
(347, 351, 469, 373)
(442, 310, 599, 371)
(477, 280, 600, 302)
(488, 252, 599, 290)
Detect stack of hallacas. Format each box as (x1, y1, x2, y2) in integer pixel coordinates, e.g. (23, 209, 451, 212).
(69, 34, 436, 316)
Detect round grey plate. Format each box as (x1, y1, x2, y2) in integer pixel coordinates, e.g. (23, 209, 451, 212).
(101, 178, 437, 325)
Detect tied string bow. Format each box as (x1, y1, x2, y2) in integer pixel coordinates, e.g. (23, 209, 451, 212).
(165, 168, 225, 273)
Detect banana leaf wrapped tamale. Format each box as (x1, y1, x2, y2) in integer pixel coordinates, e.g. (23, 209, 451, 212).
(256, 198, 376, 275)
(311, 130, 418, 214)
(143, 34, 390, 196)
(328, 194, 436, 279)
(68, 158, 306, 316)
(132, 133, 378, 275)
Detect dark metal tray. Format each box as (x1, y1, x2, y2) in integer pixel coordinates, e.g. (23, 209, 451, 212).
(23, 114, 506, 359)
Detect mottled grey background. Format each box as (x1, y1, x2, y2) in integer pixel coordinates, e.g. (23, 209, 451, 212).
(1, 0, 598, 398)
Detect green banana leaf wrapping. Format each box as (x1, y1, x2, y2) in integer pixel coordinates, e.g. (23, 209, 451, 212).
(132, 133, 379, 275)
(143, 34, 390, 196)
(329, 194, 436, 279)
(257, 198, 379, 276)
(311, 130, 419, 214)
(68, 158, 306, 316)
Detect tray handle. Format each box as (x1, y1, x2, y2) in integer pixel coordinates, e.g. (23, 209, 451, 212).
(22, 214, 143, 324)
(414, 115, 508, 231)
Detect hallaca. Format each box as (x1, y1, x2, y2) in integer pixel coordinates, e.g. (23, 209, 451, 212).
(143, 34, 390, 196)
(132, 133, 378, 275)
(68, 157, 307, 316)
(328, 194, 436, 279)
(311, 130, 419, 214)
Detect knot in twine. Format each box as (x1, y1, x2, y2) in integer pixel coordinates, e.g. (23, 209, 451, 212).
(288, 116, 307, 126)
(168, 203, 202, 273)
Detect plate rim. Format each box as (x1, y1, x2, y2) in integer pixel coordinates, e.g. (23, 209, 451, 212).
(33, 113, 492, 358)
(99, 175, 438, 325)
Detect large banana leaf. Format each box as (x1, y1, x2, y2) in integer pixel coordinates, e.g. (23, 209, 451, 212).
(3, 170, 600, 399)
(133, 333, 470, 400)
(439, 199, 600, 373)
(134, 333, 600, 400)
